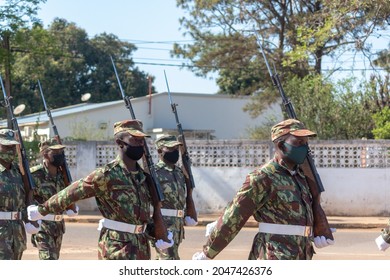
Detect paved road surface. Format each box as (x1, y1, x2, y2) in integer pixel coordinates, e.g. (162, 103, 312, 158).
(22, 223, 390, 260)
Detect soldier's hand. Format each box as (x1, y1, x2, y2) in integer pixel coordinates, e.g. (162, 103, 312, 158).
(192, 251, 210, 260)
(184, 216, 198, 226)
(375, 235, 390, 251)
(27, 205, 44, 221)
(155, 231, 174, 250)
(313, 235, 335, 248)
(65, 205, 79, 217)
(24, 220, 41, 234)
(205, 220, 218, 237)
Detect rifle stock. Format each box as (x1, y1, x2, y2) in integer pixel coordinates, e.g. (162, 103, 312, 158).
(110, 56, 167, 240)
(255, 35, 333, 240)
(164, 71, 197, 221)
(0, 75, 35, 208)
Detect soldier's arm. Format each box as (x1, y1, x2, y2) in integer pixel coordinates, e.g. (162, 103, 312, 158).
(203, 172, 267, 259)
(38, 169, 106, 215)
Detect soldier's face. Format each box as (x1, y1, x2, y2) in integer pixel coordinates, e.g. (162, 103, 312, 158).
(284, 135, 309, 147)
(122, 135, 144, 147)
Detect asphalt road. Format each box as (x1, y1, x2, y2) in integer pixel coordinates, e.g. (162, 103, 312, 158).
(21, 223, 390, 260)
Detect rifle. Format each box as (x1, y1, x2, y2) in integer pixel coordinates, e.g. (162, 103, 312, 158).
(255, 36, 333, 240)
(110, 56, 167, 240)
(0, 75, 35, 208)
(37, 80, 76, 212)
(37, 80, 72, 185)
(163, 70, 197, 221)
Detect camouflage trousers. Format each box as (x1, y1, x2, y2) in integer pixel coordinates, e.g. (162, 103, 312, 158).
(97, 228, 151, 260)
(31, 231, 63, 260)
(153, 241, 180, 260)
(248, 232, 314, 260)
(0, 222, 27, 260)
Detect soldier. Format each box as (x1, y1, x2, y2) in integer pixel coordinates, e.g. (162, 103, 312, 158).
(0, 128, 39, 259)
(193, 119, 334, 260)
(153, 134, 198, 260)
(28, 120, 172, 260)
(29, 139, 79, 260)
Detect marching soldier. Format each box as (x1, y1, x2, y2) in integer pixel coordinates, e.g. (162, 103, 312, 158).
(153, 134, 197, 260)
(0, 129, 38, 259)
(29, 139, 78, 260)
(28, 120, 172, 260)
(193, 119, 335, 260)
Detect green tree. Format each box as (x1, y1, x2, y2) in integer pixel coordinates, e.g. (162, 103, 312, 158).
(175, 0, 390, 92)
(0, 0, 46, 125)
(372, 106, 390, 139)
(5, 18, 155, 116)
(246, 74, 378, 139)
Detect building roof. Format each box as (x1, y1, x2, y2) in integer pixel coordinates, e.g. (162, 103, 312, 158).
(0, 99, 124, 127)
(0, 92, 246, 127)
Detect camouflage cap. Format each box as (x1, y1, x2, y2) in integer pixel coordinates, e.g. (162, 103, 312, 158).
(155, 134, 182, 149)
(113, 119, 149, 137)
(271, 119, 316, 141)
(39, 138, 66, 153)
(0, 129, 19, 145)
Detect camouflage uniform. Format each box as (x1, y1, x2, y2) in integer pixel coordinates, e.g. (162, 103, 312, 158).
(0, 129, 27, 260)
(30, 163, 66, 260)
(38, 155, 153, 260)
(203, 119, 317, 260)
(153, 160, 187, 259)
(36, 120, 154, 260)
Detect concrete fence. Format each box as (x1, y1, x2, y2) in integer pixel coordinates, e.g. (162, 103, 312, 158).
(63, 139, 390, 216)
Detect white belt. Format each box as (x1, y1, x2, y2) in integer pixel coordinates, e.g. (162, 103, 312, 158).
(161, 208, 184, 218)
(0, 211, 22, 220)
(99, 218, 146, 234)
(259, 222, 312, 237)
(42, 214, 63, 222)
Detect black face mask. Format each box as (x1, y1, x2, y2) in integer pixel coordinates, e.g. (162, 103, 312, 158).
(51, 153, 65, 167)
(123, 143, 144, 161)
(163, 150, 180, 164)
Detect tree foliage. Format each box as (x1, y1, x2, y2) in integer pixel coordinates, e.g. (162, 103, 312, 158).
(175, 0, 390, 139)
(1, 18, 155, 117)
(372, 106, 390, 139)
(175, 0, 390, 88)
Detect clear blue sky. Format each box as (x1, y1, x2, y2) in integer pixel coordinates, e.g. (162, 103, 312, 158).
(37, 0, 219, 94)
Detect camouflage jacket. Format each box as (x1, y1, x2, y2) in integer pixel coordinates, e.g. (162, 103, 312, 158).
(30, 163, 66, 236)
(155, 160, 187, 243)
(39, 155, 152, 225)
(0, 162, 26, 235)
(0, 162, 26, 215)
(204, 158, 314, 259)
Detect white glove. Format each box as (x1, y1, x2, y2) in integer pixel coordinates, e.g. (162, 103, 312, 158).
(27, 205, 44, 221)
(25, 221, 42, 234)
(155, 231, 174, 250)
(192, 251, 210, 260)
(97, 219, 104, 231)
(205, 220, 218, 237)
(184, 216, 198, 226)
(65, 205, 79, 217)
(313, 228, 336, 249)
(313, 236, 335, 248)
(375, 235, 390, 251)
